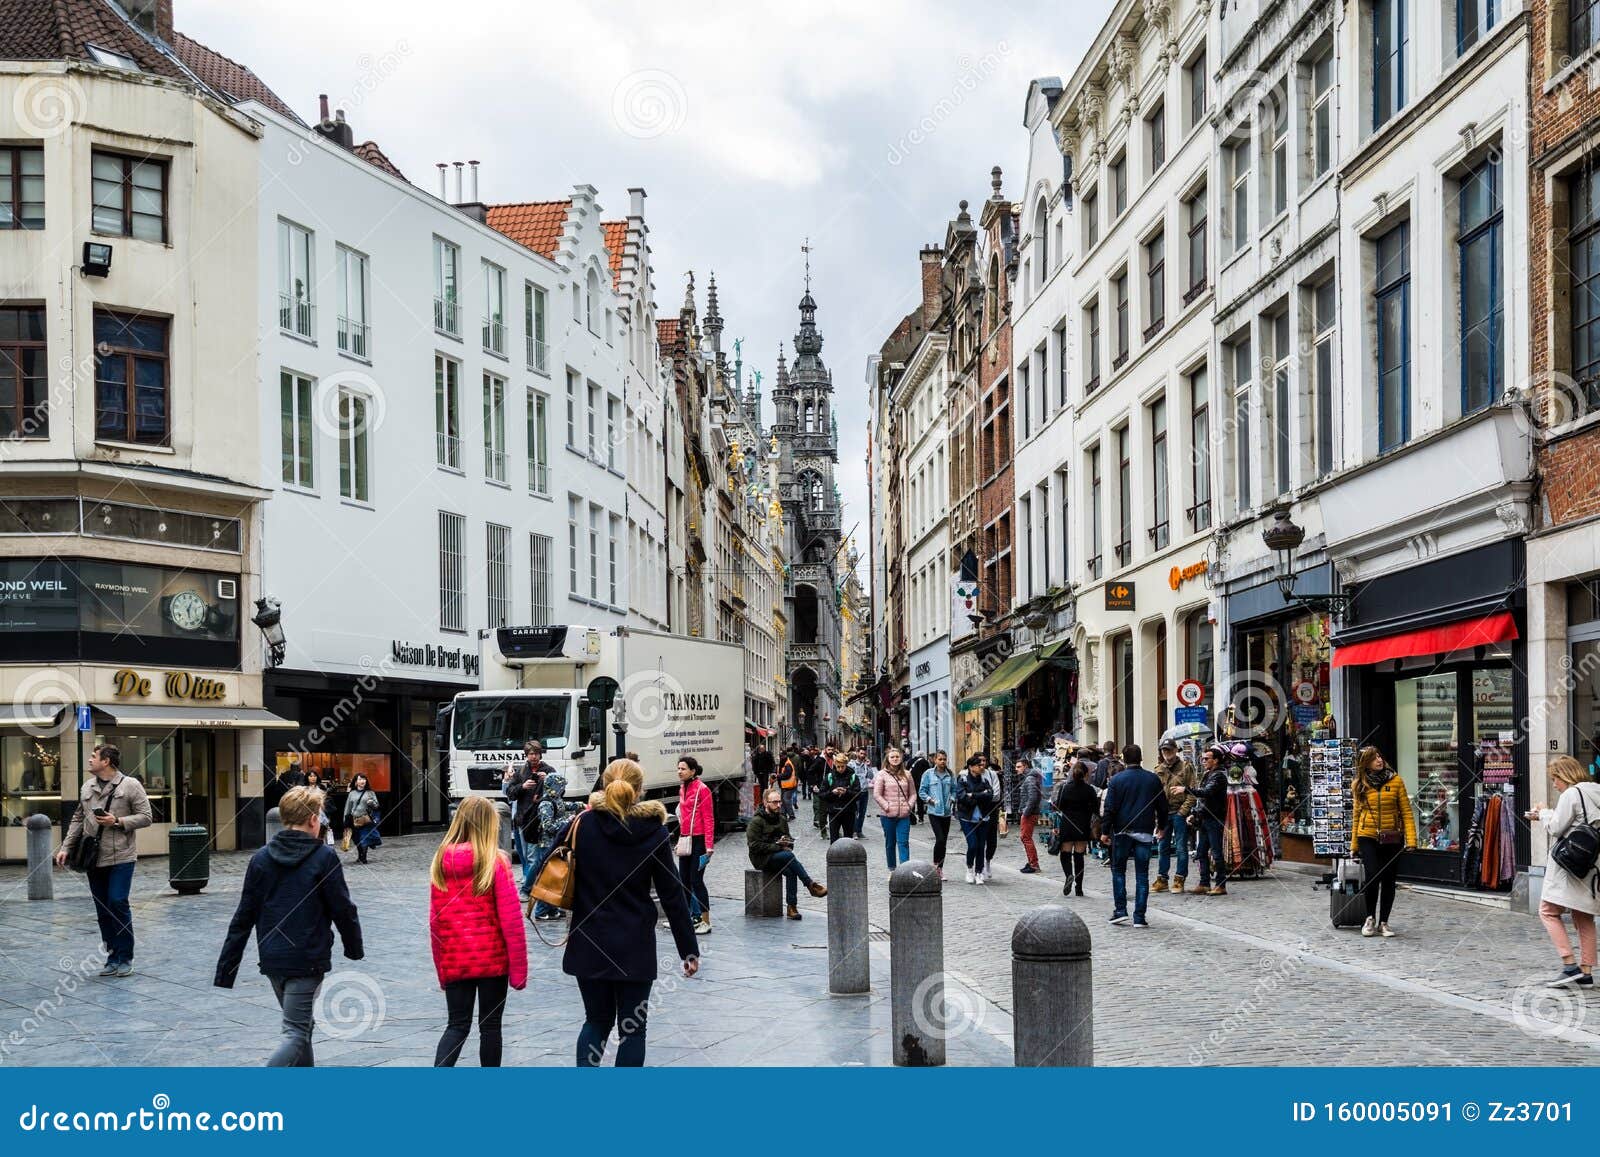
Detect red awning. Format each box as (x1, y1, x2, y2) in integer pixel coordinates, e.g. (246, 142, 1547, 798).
(1331, 611, 1518, 668)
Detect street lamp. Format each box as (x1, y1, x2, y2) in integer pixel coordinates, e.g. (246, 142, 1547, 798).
(251, 597, 287, 669)
(1261, 507, 1352, 617)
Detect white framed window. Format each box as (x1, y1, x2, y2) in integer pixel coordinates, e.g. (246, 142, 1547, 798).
(528, 389, 549, 494)
(608, 514, 621, 606)
(1310, 277, 1336, 478)
(586, 268, 601, 333)
(565, 370, 578, 447)
(483, 371, 507, 482)
(335, 245, 369, 358)
(606, 396, 619, 469)
(586, 382, 599, 457)
(1147, 100, 1167, 174)
(587, 503, 601, 600)
(1229, 136, 1251, 254)
(435, 353, 461, 468)
(567, 495, 581, 595)
(277, 219, 314, 338)
(1185, 48, 1208, 131)
(530, 532, 553, 625)
(1309, 48, 1334, 180)
(433, 236, 460, 336)
(338, 388, 369, 502)
(483, 261, 506, 354)
(1271, 311, 1291, 496)
(486, 522, 512, 628)
(279, 370, 314, 487)
(439, 510, 466, 632)
(1231, 337, 1253, 512)
(526, 283, 548, 373)
(1110, 152, 1128, 218)
(1265, 84, 1289, 219)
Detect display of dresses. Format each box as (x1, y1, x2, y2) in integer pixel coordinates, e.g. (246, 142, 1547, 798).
(1461, 790, 1515, 891)
(1223, 771, 1274, 876)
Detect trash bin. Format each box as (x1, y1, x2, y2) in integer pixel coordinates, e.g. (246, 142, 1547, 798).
(168, 825, 210, 895)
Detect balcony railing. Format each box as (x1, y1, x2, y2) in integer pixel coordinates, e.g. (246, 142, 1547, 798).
(1186, 499, 1212, 531)
(1148, 520, 1170, 551)
(1084, 375, 1101, 396)
(484, 446, 507, 482)
(528, 460, 549, 495)
(337, 315, 369, 359)
(1087, 554, 1102, 580)
(483, 316, 506, 355)
(278, 294, 314, 339)
(1111, 351, 1128, 372)
(436, 431, 460, 469)
(527, 335, 548, 374)
(434, 295, 459, 336)
(1143, 317, 1165, 342)
(1114, 540, 1132, 566)
(1182, 279, 1207, 307)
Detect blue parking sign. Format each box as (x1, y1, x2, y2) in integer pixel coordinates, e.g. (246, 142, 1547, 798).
(1174, 706, 1208, 725)
(76, 705, 92, 731)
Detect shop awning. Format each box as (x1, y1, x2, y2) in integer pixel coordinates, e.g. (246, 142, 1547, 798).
(1330, 611, 1518, 668)
(0, 704, 62, 728)
(91, 704, 301, 729)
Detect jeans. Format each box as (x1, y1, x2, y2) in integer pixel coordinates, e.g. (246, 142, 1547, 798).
(985, 814, 1000, 863)
(527, 844, 556, 918)
(765, 849, 813, 905)
(267, 974, 322, 1066)
(827, 807, 854, 842)
(1356, 836, 1404, 923)
(1157, 813, 1189, 880)
(435, 975, 509, 1067)
(853, 792, 870, 837)
(1194, 814, 1225, 886)
(87, 861, 135, 965)
(512, 825, 529, 883)
(928, 813, 951, 867)
(1111, 834, 1154, 919)
(576, 977, 654, 1066)
(879, 815, 910, 869)
(781, 787, 797, 819)
(678, 835, 709, 920)
(959, 816, 987, 873)
(1019, 814, 1040, 868)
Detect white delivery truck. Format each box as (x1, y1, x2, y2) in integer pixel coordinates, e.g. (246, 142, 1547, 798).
(439, 624, 747, 825)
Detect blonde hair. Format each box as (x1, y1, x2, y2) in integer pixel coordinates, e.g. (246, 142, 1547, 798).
(430, 795, 501, 894)
(1551, 755, 1589, 794)
(594, 758, 645, 821)
(279, 786, 325, 828)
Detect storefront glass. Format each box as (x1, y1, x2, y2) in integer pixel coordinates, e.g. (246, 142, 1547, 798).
(1, 734, 63, 825)
(97, 731, 176, 823)
(1571, 579, 1600, 777)
(1182, 609, 1214, 711)
(1396, 672, 1459, 850)
(1275, 613, 1333, 839)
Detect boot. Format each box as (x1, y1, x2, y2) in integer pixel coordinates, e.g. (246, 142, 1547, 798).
(1172, 876, 1186, 895)
(806, 880, 828, 898)
(1152, 876, 1169, 893)
(1208, 885, 1226, 896)
(786, 905, 803, 921)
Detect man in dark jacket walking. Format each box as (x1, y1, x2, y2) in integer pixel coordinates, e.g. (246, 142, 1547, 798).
(215, 786, 363, 1066)
(822, 752, 861, 842)
(747, 789, 828, 918)
(1099, 745, 1169, 928)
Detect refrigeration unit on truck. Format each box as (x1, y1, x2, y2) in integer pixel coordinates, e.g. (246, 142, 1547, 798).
(439, 625, 747, 824)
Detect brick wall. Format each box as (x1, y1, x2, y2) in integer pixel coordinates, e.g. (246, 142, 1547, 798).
(1530, 0, 1600, 525)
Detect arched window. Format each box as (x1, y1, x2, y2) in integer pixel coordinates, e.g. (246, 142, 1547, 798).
(571, 283, 581, 321)
(1035, 198, 1049, 286)
(802, 401, 814, 433)
(810, 477, 824, 511)
(986, 256, 1001, 327)
(585, 267, 600, 333)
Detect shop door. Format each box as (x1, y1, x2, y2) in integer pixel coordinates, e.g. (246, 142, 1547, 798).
(1395, 672, 1462, 875)
(410, 703, 443, 827)
(180, 732, 215, 832)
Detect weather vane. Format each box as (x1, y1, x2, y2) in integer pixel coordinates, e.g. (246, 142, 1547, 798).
(802, 237, 812, 294)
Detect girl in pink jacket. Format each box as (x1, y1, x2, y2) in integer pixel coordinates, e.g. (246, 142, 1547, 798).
(677, 757, 716, 935)
(429, 796, 526, 1067)
(873, 748, 917, 870)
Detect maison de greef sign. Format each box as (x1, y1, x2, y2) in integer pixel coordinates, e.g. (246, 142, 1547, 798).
(390, 639, 481, 677)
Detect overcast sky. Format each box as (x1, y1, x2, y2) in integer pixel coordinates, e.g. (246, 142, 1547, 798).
(182, 0, 1114, 573)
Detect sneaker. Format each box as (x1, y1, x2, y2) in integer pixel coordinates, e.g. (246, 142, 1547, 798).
(1019, 864, 1039, 874)
(1108, 913, 1130, 925)
(113, 963, 133, 978)
(1548, 965, 1585, 988)
(693, 918, 712, 935)
(1132, 917, 1150, 928)
(98, 963, 118, 977)
(1361, 917, 1377, 937)
(1379, 923, 1396, 938)
(965, 868, 976, 884)
(1062, 882, 1072, 896)
(975, 873, 987, 885)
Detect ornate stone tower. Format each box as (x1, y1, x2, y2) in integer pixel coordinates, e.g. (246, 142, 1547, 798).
(775, 262, 843, 747)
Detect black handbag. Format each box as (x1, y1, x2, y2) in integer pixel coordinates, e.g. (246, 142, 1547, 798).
(67, 785, 117, 873)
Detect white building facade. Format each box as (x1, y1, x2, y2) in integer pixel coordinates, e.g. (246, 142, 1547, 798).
(897, 330, 952, 756)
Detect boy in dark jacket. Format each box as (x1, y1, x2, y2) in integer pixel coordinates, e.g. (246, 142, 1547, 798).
(1099, 745, 1169, 928)
(747, 789, 828, 918)
(215, 786, 363, 1066)
(822, 753, 861, 842)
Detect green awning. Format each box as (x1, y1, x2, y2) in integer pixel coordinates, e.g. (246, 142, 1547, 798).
(956, 641, 1076, 713)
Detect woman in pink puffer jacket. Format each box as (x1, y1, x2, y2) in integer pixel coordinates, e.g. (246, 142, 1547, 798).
(429, 796, 526, 1067)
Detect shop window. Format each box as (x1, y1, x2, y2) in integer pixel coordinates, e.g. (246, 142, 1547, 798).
(95, 732, 175, 824)
(1, 734, 63, 826)
(1396, 672, 1459, 851)
(1571, 578, 1600, 776)
(1112, 632, 1134, 747)
(1183, 608, 1214, 720)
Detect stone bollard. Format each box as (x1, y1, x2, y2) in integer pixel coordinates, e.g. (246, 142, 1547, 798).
(264, 807, 283, 845)
(25, 814, 53, 901)
(1012, 906, 1093, 1067)
(889, 859, 943, 1066)
(826, 838, 869, 994)
(744, 869, 783, 917)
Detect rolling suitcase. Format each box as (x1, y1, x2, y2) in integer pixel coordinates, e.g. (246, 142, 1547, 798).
(1330, 857, 1366, 928)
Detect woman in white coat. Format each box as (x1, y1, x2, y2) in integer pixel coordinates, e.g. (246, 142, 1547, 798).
(1529, 756, 1600, 988)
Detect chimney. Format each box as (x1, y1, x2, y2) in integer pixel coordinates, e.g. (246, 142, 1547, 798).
(312, 97, 355, 151)
(452, 162, 464, 204)
(467, 160, 479, 202)
(628, 187, 646, 220)
(436, 163, 447, 199)
(332, 109, 353, 150)
(125, 0, 173, 44)
(919, 245, 944, 326)
(452, 160, 487, 224)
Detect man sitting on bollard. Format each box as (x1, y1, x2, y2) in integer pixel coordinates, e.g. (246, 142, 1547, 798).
(747, 789, 828, 920)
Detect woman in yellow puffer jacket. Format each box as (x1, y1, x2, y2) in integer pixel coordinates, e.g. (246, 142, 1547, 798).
(1349, 747, 1417, 939)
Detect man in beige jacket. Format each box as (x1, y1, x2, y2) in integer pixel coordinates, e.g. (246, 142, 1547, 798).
(55, 743, 152, 977)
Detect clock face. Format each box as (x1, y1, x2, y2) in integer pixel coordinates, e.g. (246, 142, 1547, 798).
(167, 590, 207, 631)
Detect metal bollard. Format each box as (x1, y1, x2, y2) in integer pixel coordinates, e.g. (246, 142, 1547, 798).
(25, 814, 53, 901)
(1012, 906, 1093, 1066)
(264, 807, 283, 845)
(889, 859, 943, 1066)
(826, 838, 869, 994)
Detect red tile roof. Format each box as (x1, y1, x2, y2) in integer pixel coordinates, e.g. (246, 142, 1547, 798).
(171, 31, 300, 124)
(486, 201, 571, 259)
(353, 140, 406, 183)
(602, 220, 628, 291)
(0, 0, 189, 82)
(658, 318, 680, 346)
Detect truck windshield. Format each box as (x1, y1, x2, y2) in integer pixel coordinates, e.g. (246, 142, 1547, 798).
(452, 696, 569, 751)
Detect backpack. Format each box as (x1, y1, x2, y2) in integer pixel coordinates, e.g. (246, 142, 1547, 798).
(780, 759, 798, 790)
(1551, 789, 1600, 890)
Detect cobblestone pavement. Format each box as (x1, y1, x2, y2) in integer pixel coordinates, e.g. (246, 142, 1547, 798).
(2, 802, 1597, 1067)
